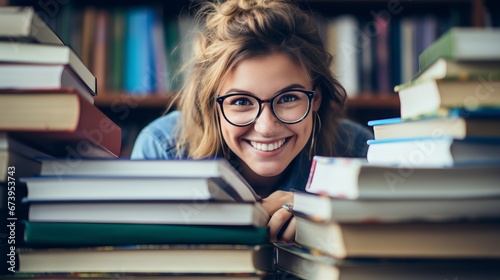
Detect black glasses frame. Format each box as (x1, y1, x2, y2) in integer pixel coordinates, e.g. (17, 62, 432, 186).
(216, 89, 315, 127)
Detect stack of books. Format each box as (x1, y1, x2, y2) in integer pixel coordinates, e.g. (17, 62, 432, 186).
(275, 27, 500, 280)
(13, 158, 274, 279)
(0, 7, 121, 274)
(367, 27, 500, 167)
(0, 6, 122, 159)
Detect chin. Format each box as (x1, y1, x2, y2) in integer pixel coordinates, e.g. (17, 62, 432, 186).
(250, 163, 288, 178)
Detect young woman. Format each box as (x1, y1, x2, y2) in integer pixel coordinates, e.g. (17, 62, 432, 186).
(131, 0, 373, 242)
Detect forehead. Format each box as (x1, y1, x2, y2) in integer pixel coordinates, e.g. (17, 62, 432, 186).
(220, 53, 310, 96)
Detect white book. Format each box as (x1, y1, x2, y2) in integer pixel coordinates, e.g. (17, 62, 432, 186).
(0, 64, 95, 103)
(27, 201, 269, 227)
(37, 158, 260, 202)
(0, 42, 96, 94)
(305, 156, 500, 199)
(326, 15, 359, 97)
(0, 6, 63, 45)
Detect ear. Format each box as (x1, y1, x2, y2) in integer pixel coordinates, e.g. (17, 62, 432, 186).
(312, 89, 322, 112)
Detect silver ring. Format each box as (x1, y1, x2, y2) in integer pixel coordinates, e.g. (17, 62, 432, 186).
(281, 203, 293, 213)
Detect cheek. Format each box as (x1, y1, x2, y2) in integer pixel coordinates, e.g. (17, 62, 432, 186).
(220, 120, 247, 145)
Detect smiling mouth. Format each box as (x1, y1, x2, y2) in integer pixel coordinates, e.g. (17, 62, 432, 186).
(249, 138, 288, 152)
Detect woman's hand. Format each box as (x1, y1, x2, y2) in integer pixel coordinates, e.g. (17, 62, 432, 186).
(260, 190, 295, 243)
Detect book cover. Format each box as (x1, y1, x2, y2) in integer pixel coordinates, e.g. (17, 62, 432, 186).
(0, 6, 63, 45)
(367, 137, 500, 167)
(38, 158, 260, 202)
(367, 115, 500, 140)
(25, 201, 269, 227)
(275, 242, 500, 280)
(17, 244, 274, 273)
(293, 190, 500, 223)
(305, 156, 500, 199)
(0, 91, 121, 158)
(396, 78, 500, 119)
(22, 176, 240, 202)
(0, 42, 96, 95)
(123, 7, 155, 95)
(23, 222, 269, 246)
(295, 216, 500, 259)
(0, 64, 96, 102)
(418, 27, 500, 72)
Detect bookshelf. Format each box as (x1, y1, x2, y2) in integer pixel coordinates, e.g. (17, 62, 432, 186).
(2, 0, 498, 156)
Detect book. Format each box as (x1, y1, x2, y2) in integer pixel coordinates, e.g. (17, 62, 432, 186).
(0, 42, 96, 94)
(295, 216, 500, 259)
(4, 273, 275, 280)
(0, 133, 49, 182)
(396, 78, 500, 119)
(27, 201, 269, 226)
(275, 242, 500, 280)
(23, 222, 269, 246)
(367, 137, 500, 167)
(413, 58, 500, 82)
(17, 244, 274, 273)
(368, 116, 500, 140)
(0, 149, 41, 182)
(305, 156, 500, 199)
(22, 176, 246, 202)
(0, 6, 64, 45)
(123, 7, 156, 94)
(0, 64, 96, 103)
(293, 190, 500, 223)
(418, 28, 500, 72)
(38, 158, 260, 201)
(0, 91, 121, 158)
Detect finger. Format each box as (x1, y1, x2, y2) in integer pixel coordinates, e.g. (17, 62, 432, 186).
(261, 191, 294, 214)
(268, 208, 293, 242)
(280, 217, 296, 243)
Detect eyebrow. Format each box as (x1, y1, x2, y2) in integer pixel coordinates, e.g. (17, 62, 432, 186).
(222, 83, 307, 96)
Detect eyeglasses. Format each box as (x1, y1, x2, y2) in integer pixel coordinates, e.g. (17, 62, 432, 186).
(216, 88, 315, 127)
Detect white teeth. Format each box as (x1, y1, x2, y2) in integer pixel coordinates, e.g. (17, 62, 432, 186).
(250, 139, 286, 152)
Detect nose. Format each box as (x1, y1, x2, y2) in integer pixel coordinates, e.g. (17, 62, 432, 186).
(253, 104, 281, 135)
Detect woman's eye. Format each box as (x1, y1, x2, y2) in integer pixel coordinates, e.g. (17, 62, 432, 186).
(278, 93, 299, 104)
(230, 97, 253, 106)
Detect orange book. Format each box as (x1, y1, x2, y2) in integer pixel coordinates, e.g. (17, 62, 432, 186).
(0, 89, 121, 157)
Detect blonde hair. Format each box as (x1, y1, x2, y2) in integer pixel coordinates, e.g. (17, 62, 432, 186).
(175, 0, 347, 159)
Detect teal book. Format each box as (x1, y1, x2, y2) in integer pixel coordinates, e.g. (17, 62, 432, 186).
(23, 221, 269, 246)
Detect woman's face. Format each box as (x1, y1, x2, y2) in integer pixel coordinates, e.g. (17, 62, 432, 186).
(217, 53, 321, 178)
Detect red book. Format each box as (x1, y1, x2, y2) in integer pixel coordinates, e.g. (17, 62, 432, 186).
(0, 89, 121, 158)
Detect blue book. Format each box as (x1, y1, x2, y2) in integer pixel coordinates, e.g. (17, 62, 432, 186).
(124, 7, 156, 95)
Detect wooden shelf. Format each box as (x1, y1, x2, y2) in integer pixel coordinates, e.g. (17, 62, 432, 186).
(346, 94, 400, 109)
(94, 93, 175, 108)
(94, 93, 400, 110)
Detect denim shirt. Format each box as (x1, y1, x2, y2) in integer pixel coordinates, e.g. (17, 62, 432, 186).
(131, 110, 373, 192)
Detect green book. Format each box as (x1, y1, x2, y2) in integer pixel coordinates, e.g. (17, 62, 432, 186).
(24, 221, 269, 246)
(418, 27, 500, 72)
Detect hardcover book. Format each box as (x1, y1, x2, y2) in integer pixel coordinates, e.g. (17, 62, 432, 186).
(418, 28, 500, 72)
(0, 6, 64, 45)
(0, 42, 96, 94)
(26, 201, 269, 227)
(17, 244, 274, 274)
(305, 156, 500, 199)
(0, 91, 121, 158)
(37, 158, 260, 202)
(275, 242, 500, 280)
(23, 222, 269, 246)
